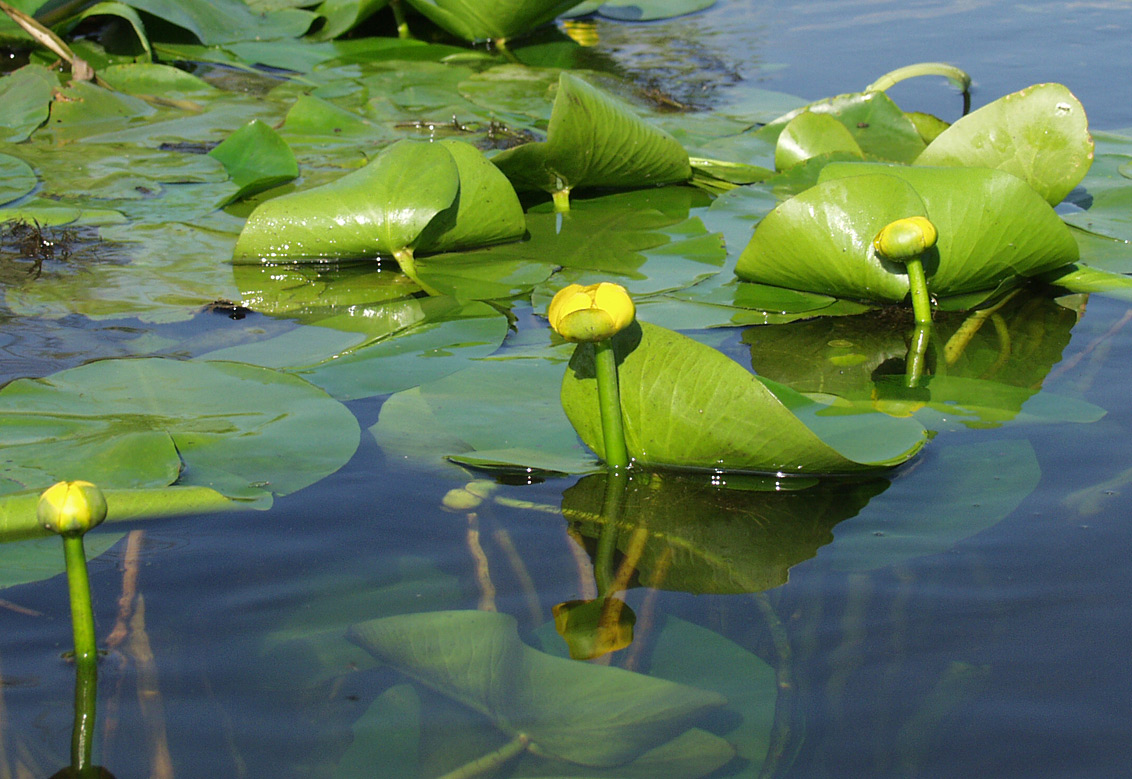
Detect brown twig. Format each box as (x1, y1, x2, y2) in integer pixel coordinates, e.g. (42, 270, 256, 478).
(465, 513, 497, 612)
(128, 595, 174, 779)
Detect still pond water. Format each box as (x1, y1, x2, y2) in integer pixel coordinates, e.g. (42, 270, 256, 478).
(3, 1, 1132, 777)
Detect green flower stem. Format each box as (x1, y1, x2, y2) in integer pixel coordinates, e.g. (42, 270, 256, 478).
(905, 323, 931, 388)
(390, 0, 410, 39)
(593, 338, 630, 469)
(63, 534, 98, 668)
(438, 733, 530, 779)
(71, 652, 97, 772)
(392, 248, 441, 296)
(552, 188, 572, 212)
(904, 255, 933, 327)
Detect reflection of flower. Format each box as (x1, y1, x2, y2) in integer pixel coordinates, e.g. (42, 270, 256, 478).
(37, 480, 108, 535)
(873, 216, 938, 261)
(548, 282, 635, 343)
(553, 598, 636, 660)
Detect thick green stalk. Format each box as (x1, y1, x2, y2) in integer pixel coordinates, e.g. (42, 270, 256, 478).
(905, 323, 931, 388)
(392, 248, 441, 296)
(438, 733, 529, 779)
(63, 535, 98, 668)
(71, 656, 97, 773)
(552, 188, 571, 212)
(904, 256, 933, 327)
(593, 339, 630, 469)
(390, 0, 411, 39)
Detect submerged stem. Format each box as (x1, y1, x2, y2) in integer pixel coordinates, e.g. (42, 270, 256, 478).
(593, 339, 630, 469)
(438, 733, 530, 779)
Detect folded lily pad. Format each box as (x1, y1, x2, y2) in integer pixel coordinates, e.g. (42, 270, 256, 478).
(561, 321, 928, 473)
(491, 73, 691, 207)
(347, 609, 727, 767)
(233, 139, 525, 290)
(401, 0, 584, 41)
(208, 119, 298, 205)
(736, 165, 1079, 302)
(916, 82, 1093, 205)
(774, 110, 864, 171)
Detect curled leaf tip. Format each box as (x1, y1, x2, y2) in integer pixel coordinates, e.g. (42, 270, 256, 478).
(37, 480, 108, 535)
(548, 282, 635, 343)
(873, 216, 938, 261)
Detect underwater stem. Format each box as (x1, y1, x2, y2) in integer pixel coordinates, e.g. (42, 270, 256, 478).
(438, 733, 530, 779)
(593, 339, 630, 469)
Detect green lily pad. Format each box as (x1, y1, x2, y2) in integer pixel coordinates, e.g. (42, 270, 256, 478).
(774, 110, 864, 171)
(0, 64, 56, 143)
(916, 82, 1094, 205)
(347, 609, 728, 768)
(308, 0, 391, 40)
(737, 165, 1079, 303)
(123, 0, 315, 44)
(562, 321, 927, 473)
(562, 470, 889, 593)
(491, 72, 691, 205)
(0, 153, 36, 207)
(401, 0, 584, 41)
(565, 0, 716, 21)
(0, 357, 359, 503)
(232, 139, 525, 273)
(208, 119, 299, 205)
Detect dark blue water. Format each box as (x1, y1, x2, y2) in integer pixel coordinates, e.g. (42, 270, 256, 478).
(3, 2, 1132, 777)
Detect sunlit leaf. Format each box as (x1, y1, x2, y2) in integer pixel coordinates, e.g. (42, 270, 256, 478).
(492, 72, 691, 203)
(209, 119, 299, 205)
(562, 321, 927, 473)
(308, 0, 391, 40)
(401, 0, 584, 41)
(121, 0, 315, 44)
(348, 609, 728, 767)
(774, 110, 864, 171)
(916, 82, 1093, 205)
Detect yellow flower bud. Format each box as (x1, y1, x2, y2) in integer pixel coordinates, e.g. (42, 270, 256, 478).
(873, 216, 938, 261)
(547, 282, 635, 343)
(37, 480, 108, 535)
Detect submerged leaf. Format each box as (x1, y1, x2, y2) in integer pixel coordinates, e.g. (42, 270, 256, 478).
(561, 321, 927, 473)
(348, 609, 727, 767)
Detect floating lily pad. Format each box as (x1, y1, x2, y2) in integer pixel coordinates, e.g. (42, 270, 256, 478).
(401, 0, 583, 41)
(208, 119, 298, 205)
(736, 165, 1079, 303)
(491, 72, 691, 206)
(0, 153, 36, 207)
(774, 110, 864, 171)
(916, 82, 1093, 205)
(562, 321, 928, 473)
(233, 138, 525, 285)
(347, 609, 728, 768)
(0, 64, 56, 143)
(0, 357, 359, 504)
(565, 0, 716, 21)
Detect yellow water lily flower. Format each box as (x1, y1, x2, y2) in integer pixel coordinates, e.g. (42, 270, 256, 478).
(873, 216, 938, 261)
(37, 480, 108, 535)
(547, 282, 635, 343)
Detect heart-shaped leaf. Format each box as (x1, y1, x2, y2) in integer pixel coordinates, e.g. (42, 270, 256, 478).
(561, 321, 927, 473)
(774, 110, 864, 170)
(208, 119, 298, 205)
(916, 82, 1094, 205)
(491, 72, 691, 205)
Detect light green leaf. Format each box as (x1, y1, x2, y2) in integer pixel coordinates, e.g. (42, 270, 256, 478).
(0, 64, 56, 142)
(492, 72, 691, 201)
(916, 82, 1094, 205)
(209, 119, 299, 205)
(121, 0, 315, 44)
(347, 609, 727, 767)
(308, 0, 390, 40)
(562, 321, 927, 473)
(401, 0, 584, 41)
(774, 110, 864, 171)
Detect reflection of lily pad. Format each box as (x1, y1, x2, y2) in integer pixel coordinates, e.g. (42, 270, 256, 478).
(0, 357, 359, 504)
(562, 470, 889, 593)
(348, 609, 729, 768)
(492, 73, 691, 205)
(562, 321, 927, 473)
